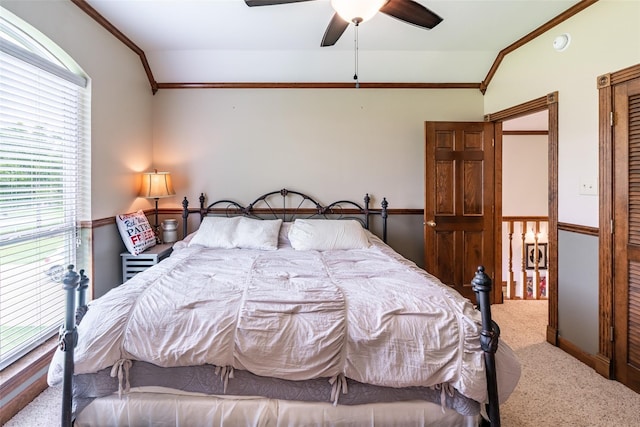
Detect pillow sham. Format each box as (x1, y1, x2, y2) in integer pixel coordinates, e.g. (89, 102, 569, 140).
(235, 217, 282, 250)
(287, 219, 370, 251)
(116, 210, 156, 255)
(189, 216, 282, 250)
(189, 216, 239, 249)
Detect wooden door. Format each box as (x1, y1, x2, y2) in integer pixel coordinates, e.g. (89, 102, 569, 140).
(613, 77, 640, 393)
(424, 121, 495, 302)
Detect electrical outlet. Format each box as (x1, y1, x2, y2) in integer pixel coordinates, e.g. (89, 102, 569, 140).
(579, 178, 597, 196)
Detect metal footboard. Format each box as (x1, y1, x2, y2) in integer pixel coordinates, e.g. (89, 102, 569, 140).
(59, 265, 89, 427)
(472, 266, 501, 426)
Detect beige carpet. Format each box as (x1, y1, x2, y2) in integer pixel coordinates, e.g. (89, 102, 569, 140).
(6, 300, 640, 426)
(494, 300, 640, 426)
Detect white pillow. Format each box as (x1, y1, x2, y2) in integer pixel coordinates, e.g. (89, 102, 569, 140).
(116, 210, 156, 255)
(189, 216, 282, 250)
(287, 219, 370, 251)
(235, 217, 282, 250)
(189, 216, 239, 249)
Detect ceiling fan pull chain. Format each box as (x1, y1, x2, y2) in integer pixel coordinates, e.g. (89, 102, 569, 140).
(353, 20, 359, 88)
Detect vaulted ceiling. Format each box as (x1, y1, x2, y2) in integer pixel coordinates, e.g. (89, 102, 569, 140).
(78, 0, 591, 91)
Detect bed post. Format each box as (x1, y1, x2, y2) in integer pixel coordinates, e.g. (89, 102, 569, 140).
(471, 266, 500, 426)
(381, 197, 388, 243)
(199, 193, 206, 220)
(75, 269, 89, 326)
(60, 265, 80, 427)
(182, 196, 189, 239)
(363, 194, 370, 230)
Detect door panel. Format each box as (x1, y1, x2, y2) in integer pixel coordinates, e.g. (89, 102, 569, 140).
(425, 121, 495, 301)
(435, 231, 455, 285)
(614, 78, 640, 392)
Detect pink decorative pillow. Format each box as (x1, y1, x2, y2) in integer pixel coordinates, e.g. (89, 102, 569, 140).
(116, 210, 156, 255)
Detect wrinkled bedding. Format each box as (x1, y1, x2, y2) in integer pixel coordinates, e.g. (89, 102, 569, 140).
(48, 231, 519, 407)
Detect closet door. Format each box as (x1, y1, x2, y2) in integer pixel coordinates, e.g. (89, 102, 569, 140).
(613, 77, 640, 393)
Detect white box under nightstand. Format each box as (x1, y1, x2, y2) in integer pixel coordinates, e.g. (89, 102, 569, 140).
(121, 243, 173, 283)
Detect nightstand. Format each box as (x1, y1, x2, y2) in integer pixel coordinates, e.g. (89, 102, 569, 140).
(121, 243, 173, 283)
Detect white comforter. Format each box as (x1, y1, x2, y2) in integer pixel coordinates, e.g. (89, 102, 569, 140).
(48, 233, 519, 404)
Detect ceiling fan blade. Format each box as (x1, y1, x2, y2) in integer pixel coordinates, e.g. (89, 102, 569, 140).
(244, 0, 314, 6)
(321, 13, 349, 47)
(380, 0, 443, 29)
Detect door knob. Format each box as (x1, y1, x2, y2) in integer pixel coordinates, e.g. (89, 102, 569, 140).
(426, 220, 437, 227)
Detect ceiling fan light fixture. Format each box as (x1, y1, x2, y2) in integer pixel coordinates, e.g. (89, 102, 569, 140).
(331, 0, 387, 24)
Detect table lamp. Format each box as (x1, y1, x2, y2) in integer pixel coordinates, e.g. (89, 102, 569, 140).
(139, 169, 175, 241)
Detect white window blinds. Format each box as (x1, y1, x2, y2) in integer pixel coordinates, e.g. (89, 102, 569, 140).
(0, 34, 88, 369)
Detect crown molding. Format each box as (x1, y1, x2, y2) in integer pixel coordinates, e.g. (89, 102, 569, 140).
(73, 0, 599, 95)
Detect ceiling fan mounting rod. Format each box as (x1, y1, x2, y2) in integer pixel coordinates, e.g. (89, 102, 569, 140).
(353, 18, 361, 88)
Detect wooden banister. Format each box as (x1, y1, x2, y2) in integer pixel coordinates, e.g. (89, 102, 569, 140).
(502, 216, 549, 300)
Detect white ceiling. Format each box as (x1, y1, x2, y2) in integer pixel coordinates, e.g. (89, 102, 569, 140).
(85, 0, 582, 83)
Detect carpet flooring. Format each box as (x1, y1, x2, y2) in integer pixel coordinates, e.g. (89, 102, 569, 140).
(6, 299, 640, 426)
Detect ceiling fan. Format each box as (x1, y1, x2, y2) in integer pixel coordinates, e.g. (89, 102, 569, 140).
(244, 0, 443, 47)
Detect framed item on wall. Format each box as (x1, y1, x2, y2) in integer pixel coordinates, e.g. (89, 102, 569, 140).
(525, 243, 548, 270)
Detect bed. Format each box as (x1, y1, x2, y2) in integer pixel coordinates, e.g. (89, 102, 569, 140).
(49, 188, 520, 426)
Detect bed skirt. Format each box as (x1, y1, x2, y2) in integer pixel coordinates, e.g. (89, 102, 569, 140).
(74, 388, 480, 427)
(72, 361, 481, 417)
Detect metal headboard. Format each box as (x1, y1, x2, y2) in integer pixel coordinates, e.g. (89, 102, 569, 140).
(181, 188, 388, 242)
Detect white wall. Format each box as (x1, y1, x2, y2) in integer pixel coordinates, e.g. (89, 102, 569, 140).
(152, 88, 484, 210)
(484, 0, 640, 227)
(502, 135, 549, 216)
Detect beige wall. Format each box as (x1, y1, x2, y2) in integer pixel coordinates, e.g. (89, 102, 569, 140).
(151, 88, 484, 266)
(485, 0, 640, 357)
(3, 0, 154, 295)
(152, 88, 484, 210)
(3, 0, 154, 220)
(7, 0, 639, 297)
(484, 0, 640, 228)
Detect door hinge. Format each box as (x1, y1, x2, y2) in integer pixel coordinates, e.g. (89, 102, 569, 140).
(610, 326, 615, 342)
(492, 138, 495, 147)
(610, 111, 616, 127)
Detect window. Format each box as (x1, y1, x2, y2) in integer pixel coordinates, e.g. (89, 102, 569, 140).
(0, 12, 89, 369)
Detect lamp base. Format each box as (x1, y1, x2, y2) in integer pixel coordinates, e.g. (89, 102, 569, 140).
(152, 224, 162, 244)
(153, 198, 161, 244)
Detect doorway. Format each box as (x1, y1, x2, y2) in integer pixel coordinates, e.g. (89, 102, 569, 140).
(486, 92, 559, 345)
(501, 111, 549, 300)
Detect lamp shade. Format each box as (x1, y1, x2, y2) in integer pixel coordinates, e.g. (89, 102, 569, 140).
(139, 170, 175, 199)
(331, 0, 387, 23)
